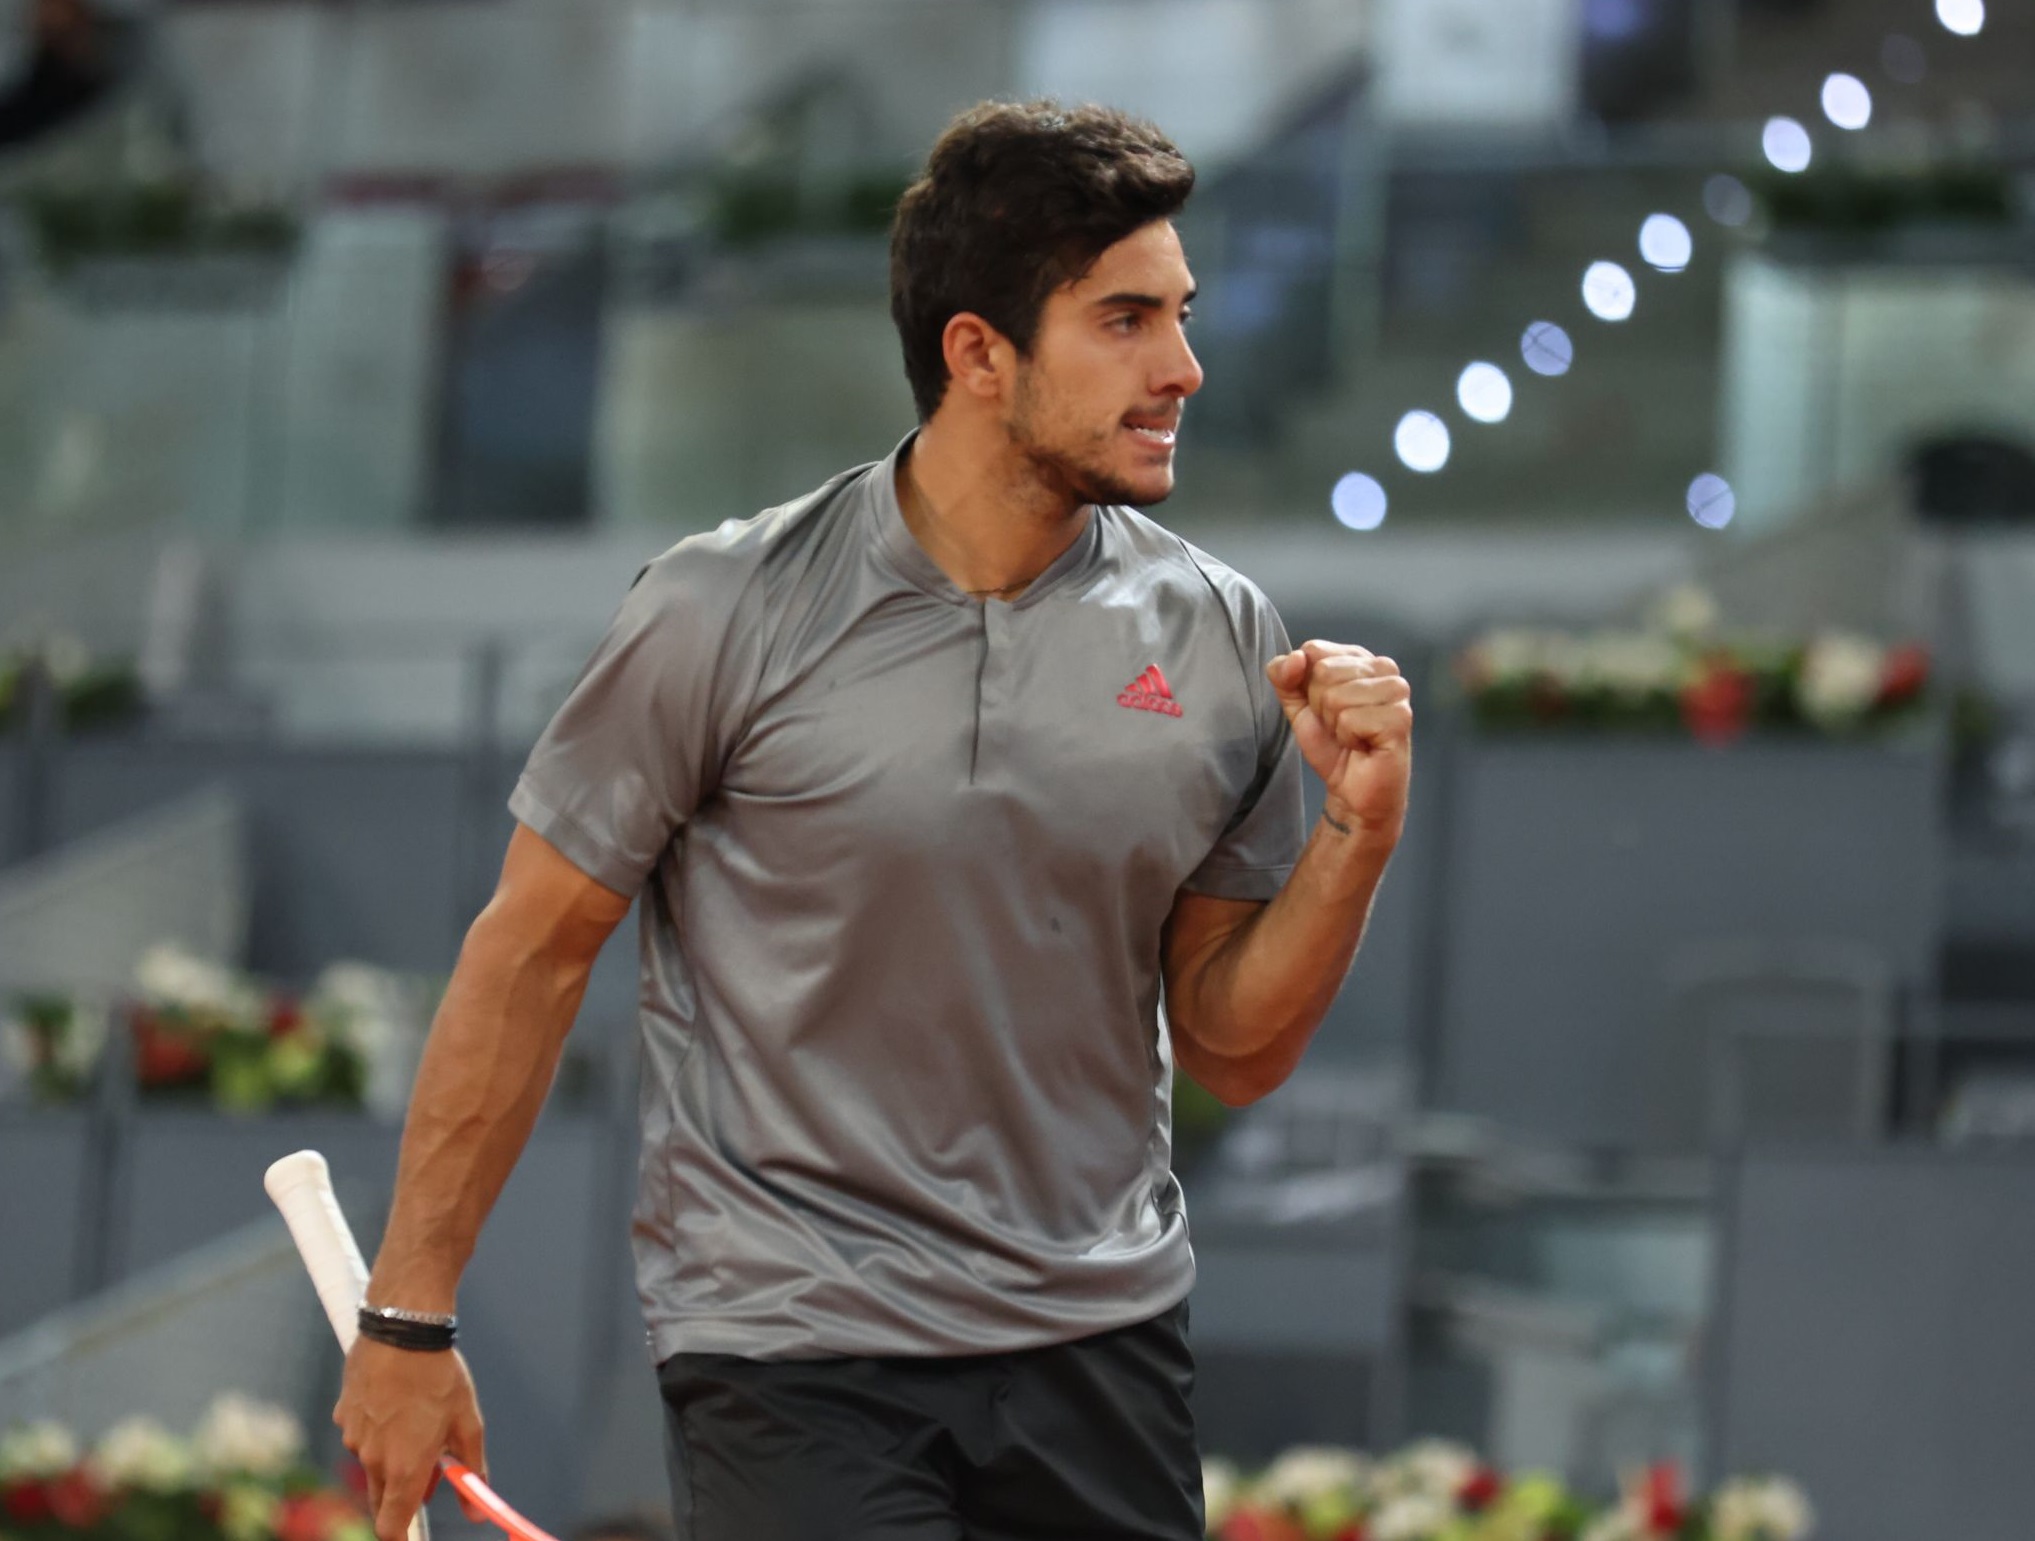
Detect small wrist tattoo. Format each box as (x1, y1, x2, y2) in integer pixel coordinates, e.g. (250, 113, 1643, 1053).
(1321, 809, 1353, 837)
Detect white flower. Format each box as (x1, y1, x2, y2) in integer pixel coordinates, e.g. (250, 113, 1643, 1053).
(1, 1014, 37, 1077)
(0, 1421, 80, 1479)
(1202, 1457, 1243, 1532)
(1467, 629, 1573, 687)
(1378, 1439, 1478, 1500)
(1581, 1508, 1643, 1541)
(92, 1417, 192, 1491)
(1711, 1476, 1814, 1541)
(307, 963, 403, 1061)
(1651, 584, 1721, 641)
(194, 1393, 303, 1478)
(1796, 633, 1884, 729)
(1370, 1491, 1454, 1541)
(133, 944, 262, 1020)
(307, 961, 422, 1119)
(1576, 632, 1682, 699)
(53, 1002, 108, 1079)
(1254, 1445, 1369, 1509)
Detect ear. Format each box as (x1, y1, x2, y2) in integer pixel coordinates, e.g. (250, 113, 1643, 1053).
(939, 312, 1017, 406)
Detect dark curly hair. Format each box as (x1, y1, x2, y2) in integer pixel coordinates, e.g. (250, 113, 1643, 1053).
(889, 100, 1196, 423)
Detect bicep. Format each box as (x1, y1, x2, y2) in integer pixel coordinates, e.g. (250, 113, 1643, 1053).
(1161, 888, 1263, 1036)
(482, 823, 634, 969)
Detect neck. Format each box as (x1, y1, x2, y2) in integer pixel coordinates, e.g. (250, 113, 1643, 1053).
(895, 417, 1091, 600)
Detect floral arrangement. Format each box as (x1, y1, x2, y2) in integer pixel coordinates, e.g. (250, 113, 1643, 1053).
(0, 640, 142, 736)
(2, 947, 409, 1114)
(1203, 1442, 1812, 1541)
(1454, 586, 1928, 746)
(0, 1395, 370, 1541)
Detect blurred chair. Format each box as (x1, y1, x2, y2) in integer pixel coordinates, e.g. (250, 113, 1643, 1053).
(1656, 937, 1899, 1153)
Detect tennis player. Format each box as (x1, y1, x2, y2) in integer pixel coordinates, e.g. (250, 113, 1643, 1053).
(338, 100, 1412, 1541)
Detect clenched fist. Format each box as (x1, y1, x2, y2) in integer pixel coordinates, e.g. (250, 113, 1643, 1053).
(1266, 640, 1413, 845)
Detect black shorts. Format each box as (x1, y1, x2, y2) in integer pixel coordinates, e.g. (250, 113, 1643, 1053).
(657, 1302, 1203, 1541)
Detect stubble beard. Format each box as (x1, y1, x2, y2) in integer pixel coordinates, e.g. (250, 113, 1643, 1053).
(1008, 365, 1172, 511)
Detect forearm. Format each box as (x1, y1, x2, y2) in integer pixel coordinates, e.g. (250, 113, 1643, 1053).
(1174, 810, 1397, 1101)
(365, 909, 595, 1312)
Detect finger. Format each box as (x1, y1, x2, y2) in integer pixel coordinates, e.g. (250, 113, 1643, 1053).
(1265, 650, 1308, 700)
(448, 1413, 489, 1523)
(1266, 652, 1314, 731)
(1323, 701, 1415, 750)
(1301, 639, 1374, 667)
(1303, 653, 1398, 684)
(1314, 676, 1414, 716)
(1287, 705, 1341, 770)
(1306, 666, 1408, 723)
(375, 1463, 435, 1541)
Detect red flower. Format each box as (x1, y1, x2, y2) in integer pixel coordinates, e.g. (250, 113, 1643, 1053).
(1641, 1464, 1686, 1534)
(1680, 659, 1754, 745)
(3, 1479, 55, 1525)
(1330, 1524, 1368, 1541)
(1459, 1466, 1504, 1511)
(1218, 1506, 1308, 1541)
(1878, 643, 1929, 706)
(50, 1469, 106, 1528)
(1526, 675, 1570, 723)
(267, 1001, 305, 1039)
(132, 1009, 211, 1088)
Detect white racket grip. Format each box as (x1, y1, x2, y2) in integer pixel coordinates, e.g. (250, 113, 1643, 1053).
(265, 1152, 433, 1541)
(263, 1150, 370, 1352)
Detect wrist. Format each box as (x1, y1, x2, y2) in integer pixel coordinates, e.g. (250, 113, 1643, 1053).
(1319, 796, 1403, 854)
(357, 1303, 458, 1353)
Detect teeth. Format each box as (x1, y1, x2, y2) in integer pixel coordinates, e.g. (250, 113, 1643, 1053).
(1129, 426, 1176, 444)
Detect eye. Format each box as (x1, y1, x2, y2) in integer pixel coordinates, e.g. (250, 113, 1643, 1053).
(1109, 312, 1142, 334)
(1179, 305, 1195, 327)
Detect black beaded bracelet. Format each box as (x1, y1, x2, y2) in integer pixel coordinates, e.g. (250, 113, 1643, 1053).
(357, 1305, 457, 1353)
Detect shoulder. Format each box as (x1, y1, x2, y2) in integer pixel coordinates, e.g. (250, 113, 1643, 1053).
(1094, 505, 1285, 645)
(627, 461, 875, 621)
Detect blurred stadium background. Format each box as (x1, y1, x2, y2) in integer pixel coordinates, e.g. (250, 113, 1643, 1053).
(2, 0, 2034, 1537)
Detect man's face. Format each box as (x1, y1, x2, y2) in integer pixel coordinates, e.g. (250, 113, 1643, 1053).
(1006, 220, 1204, 509)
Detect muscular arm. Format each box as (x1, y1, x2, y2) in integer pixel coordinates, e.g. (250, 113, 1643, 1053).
(340, 824, 632, 1541)
(1163, 641, 1412, 1107)
(1163, 819, 1394, 1105)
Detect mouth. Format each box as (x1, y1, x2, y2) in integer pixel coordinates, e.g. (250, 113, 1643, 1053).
(1122, 414, 1179, 449)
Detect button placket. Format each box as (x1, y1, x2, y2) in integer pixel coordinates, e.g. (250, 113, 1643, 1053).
(974, 600, 1014, 779)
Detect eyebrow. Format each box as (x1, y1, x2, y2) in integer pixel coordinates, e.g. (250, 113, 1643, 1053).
(1092, 286, 1198, 310)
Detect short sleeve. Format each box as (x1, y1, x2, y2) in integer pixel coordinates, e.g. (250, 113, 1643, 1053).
(1182, 576, 1304, 901)
(508, 540, 753, 896)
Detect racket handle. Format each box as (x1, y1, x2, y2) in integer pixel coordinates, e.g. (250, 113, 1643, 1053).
(263, 1150, 371, 1350)
(263, 1150, 429, 1541)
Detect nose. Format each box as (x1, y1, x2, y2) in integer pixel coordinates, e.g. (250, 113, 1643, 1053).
(1154, 319, 1204, 400)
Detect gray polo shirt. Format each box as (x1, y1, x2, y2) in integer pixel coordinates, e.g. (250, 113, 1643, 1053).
(510, 436, 1303, 1361)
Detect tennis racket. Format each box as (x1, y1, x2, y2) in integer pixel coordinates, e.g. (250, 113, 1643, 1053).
(264, 1150, 561, 1541)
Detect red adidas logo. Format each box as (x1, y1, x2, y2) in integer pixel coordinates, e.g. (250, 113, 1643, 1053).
(1117, 664, 1184, 718)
